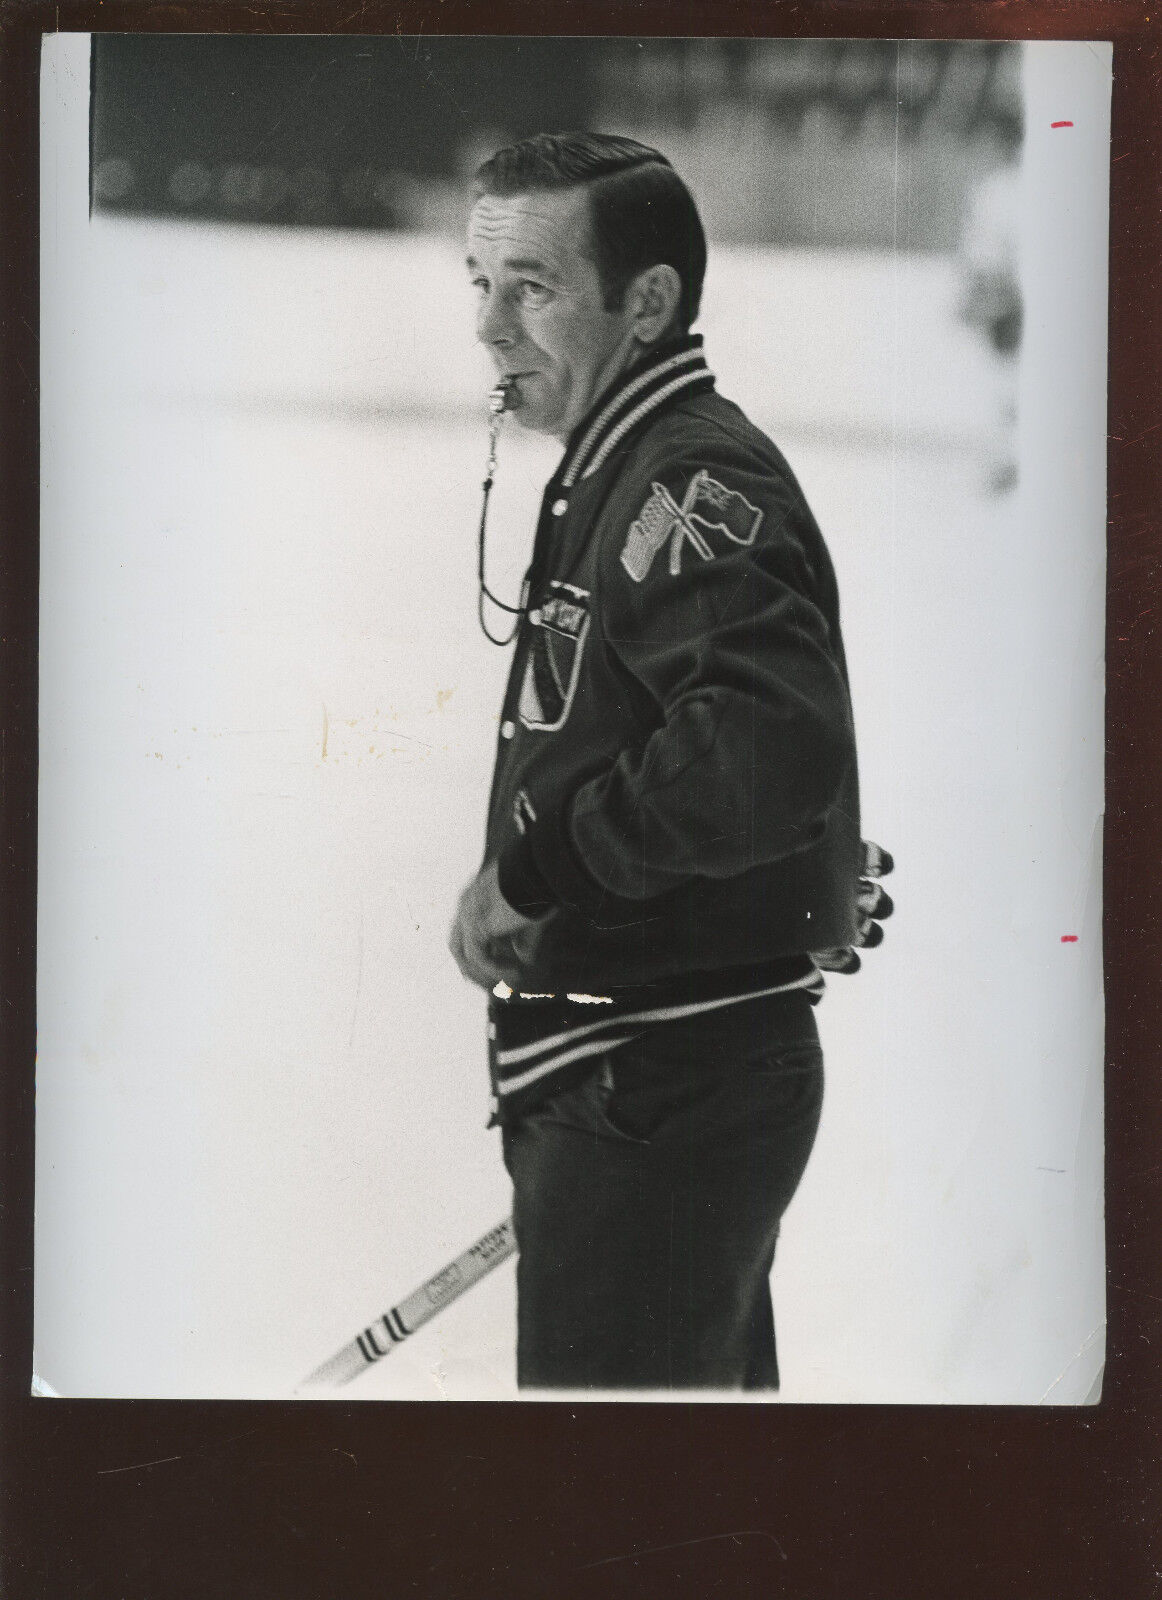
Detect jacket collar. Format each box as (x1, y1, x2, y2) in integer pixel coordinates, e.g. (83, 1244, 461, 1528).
(557, 333, 715, 490)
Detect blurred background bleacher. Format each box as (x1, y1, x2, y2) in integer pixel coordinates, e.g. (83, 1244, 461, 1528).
(92, 36, 1021, 252)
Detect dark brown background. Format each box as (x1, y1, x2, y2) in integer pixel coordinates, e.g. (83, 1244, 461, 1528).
(2, 3, 1158, 1596)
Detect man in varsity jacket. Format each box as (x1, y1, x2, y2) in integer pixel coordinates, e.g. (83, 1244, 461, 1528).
(449, 132, 892, 1390)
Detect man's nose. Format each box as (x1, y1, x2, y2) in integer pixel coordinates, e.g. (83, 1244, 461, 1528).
(477, 290, 517, 348)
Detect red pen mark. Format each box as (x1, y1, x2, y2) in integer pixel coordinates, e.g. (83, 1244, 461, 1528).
(1051, 120, 1074, 128)
(1061, 935, 1079, 943)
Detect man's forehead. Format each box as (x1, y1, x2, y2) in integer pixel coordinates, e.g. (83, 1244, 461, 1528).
(467, 188, 594, 262)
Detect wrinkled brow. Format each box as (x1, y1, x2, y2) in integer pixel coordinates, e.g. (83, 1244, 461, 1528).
(466, 253, 558, 276)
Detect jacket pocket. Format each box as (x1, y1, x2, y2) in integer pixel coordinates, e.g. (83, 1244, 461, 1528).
(593, 1058, 654, 1145)
(598, 1037, 824, 1150)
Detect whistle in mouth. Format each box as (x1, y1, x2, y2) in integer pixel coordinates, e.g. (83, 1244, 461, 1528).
(489, 378, 512, 415)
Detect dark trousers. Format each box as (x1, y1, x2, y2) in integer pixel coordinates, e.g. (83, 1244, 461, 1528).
(501, 994, 824, 1391)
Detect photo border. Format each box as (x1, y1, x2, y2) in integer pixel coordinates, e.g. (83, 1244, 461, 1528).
(3, 3, 1158, 1595)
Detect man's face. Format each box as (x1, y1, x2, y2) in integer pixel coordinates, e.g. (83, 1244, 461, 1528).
(466, 186, 640, 441)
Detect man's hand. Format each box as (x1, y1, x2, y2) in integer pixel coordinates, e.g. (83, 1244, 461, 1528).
(813, 840, 895, 974)
(448, 859, 548, 990)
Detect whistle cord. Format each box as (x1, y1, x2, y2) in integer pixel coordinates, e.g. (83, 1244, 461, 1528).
(476, 394, 529, 646)
(477, 471, 529, 646)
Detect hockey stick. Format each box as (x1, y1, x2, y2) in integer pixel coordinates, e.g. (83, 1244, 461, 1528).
(298, 1217, 516, 1391)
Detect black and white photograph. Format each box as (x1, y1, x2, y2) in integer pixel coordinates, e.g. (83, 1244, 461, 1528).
(35, 32, 1109, 1401)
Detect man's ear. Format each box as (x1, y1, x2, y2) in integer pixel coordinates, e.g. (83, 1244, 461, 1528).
(627, 264, 683, 345)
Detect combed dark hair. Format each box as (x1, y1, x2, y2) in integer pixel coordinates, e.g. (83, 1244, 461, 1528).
(473, 132, 707, 331)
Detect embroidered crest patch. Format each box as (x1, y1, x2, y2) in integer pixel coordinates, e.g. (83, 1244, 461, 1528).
(619, 469, 764, 582)
(517, 582, 591, 733)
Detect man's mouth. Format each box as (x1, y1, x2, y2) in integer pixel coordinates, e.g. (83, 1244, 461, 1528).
(499, 372, 535, 404)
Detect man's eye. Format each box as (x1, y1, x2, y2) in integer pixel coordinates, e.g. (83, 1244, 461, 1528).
(471, 277, 489, 294)
(520, 281, 551, 304)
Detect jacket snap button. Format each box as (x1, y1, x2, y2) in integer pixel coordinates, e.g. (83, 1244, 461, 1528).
(500, 720, 515, 739)
(551, 498, 568, 516)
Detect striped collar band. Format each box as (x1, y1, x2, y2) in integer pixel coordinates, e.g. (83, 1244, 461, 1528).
(558, 336, 715, 489)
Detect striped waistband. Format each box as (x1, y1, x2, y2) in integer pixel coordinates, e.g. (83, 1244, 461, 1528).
(488, 960, 823, 1124)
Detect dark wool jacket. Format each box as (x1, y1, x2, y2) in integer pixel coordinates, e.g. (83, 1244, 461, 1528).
(486, 334, 863, 1005)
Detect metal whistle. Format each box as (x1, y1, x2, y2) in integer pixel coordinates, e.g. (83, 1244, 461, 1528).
(484, 378, 511, 483)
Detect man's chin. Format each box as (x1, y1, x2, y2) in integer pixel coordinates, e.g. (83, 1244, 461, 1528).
(498, 377, 560, 436)
(506, 400, 557, 437)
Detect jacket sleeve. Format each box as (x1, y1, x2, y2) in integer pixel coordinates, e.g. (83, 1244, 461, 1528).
(496, 449, 856, 919)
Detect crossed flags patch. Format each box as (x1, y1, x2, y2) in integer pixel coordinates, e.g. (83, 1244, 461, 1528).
(620, 469, 765, 583)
